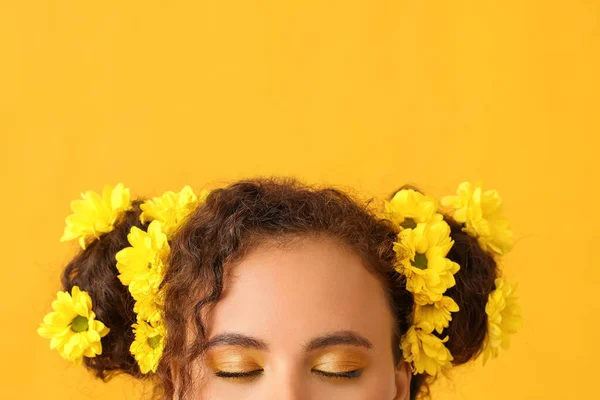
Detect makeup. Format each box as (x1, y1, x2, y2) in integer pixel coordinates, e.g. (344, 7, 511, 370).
(310, 346, 369, 380)
(206, 347, 264, 381)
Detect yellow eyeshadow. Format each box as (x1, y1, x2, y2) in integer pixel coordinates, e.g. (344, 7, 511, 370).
(206, 347, 263, 373)
(311, 348, 369, 373)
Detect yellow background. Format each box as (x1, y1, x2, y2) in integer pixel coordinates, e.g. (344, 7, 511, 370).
(2, 1, 598, 399)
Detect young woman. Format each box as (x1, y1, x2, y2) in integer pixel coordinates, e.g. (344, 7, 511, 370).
(38, 177, 522, 399)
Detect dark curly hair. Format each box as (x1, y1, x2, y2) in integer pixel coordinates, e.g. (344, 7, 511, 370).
(59, 177, 498, 399)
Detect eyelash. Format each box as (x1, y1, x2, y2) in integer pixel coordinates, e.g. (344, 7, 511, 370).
(215, 369, 363, 380)
(214, 369, 264, 379)
(312, 369, 363, 380)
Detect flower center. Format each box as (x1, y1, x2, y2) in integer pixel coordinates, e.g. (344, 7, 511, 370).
(411, 253, 428, 269)
(401, 218, 417, 230)
(71, 315, 89, 332)
(147, 335, 162, 349)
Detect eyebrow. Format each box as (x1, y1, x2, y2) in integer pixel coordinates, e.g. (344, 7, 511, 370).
(204, 333, 268, 350)
(204, 330, 373, 352)
(304, 330, 373, 352)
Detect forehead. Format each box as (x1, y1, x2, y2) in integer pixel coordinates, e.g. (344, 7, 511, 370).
(206, 236, 395, 351)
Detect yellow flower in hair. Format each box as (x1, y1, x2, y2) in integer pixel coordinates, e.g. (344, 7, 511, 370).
(115, 220, 169, 298)
(395, 216, 460, 304)
(60, 183, 132, 249)
(441, 182, 513, 255)
(130, 320, 166, 374)
(133, 288, 165, 324)
(38, 286, 110, 364)
(140, 186, 209, 236)
(482, 278, 523, 364)
(414, 296, 460, 334)
(401, 321, 453, 376)
(384, 189, 437, 231)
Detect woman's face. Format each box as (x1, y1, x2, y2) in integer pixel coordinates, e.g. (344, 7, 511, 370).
(192, 236, 411, 400)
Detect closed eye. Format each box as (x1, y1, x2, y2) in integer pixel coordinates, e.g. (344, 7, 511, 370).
(215, 369, 263, 380)
(312, 369, 363, 379)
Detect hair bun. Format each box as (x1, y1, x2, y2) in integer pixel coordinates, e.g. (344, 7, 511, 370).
(61, 200, 147, 379)
(443, 216, 498, 363)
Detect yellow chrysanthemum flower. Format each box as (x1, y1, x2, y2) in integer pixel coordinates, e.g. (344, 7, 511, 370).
(140, 186, 209, 236)
(395, 216, 460, 304)
(384, 189, 438, 231)
(60, 183, 132, 249)
(115, 220, 169, 298)
(401, 321, 453, 376)
(130, 320, 166, 374)
(133, 288, 165, 324)
(38, 286, 110, 364)
(482, 278, 523, 364)
(441, 182, 513, 255)
(414, 296, 460, 334)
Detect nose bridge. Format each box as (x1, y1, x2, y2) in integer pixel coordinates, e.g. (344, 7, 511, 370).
(267, 377, 307, 400)
(265, 359, 309, 400)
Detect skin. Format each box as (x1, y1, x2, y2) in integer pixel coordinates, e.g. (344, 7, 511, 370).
(190, 236, 411, 400)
